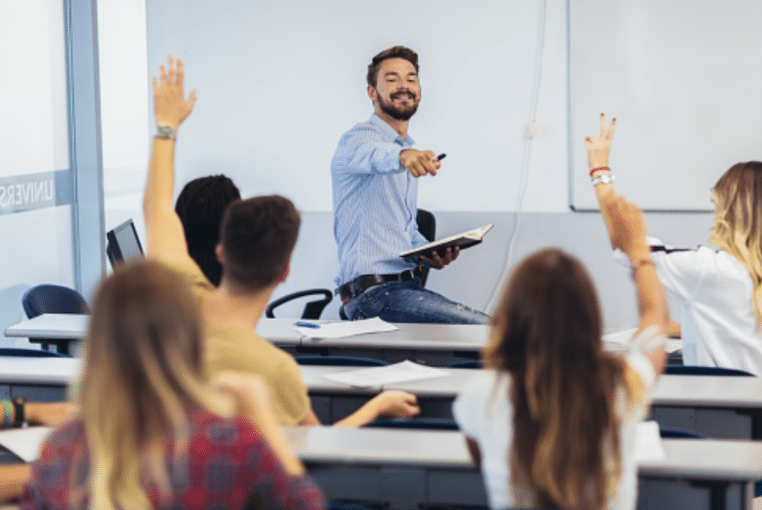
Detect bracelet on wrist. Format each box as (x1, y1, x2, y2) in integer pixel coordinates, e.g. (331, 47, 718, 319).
(155, 124, 177, 140)
(630, 259, 655, 277)
(2, 400, 11, 428)
(589, 166, 611, 177)
(591, 172, 614, 187)
(12, 397, 26, 427)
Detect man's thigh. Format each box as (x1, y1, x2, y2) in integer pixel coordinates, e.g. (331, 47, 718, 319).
(345, 282, 488, 324)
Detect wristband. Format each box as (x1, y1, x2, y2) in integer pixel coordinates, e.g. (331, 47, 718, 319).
(630, 259, 655, 277)
(12, 397, 26, 427)
(589, 166, 610, 177)
(591, 173, 614, 187)
(155, 125, 177, 140)
(2, 400, 10, 428)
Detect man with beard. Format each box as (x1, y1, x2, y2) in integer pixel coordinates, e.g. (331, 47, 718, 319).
(331, 46, 489, 324)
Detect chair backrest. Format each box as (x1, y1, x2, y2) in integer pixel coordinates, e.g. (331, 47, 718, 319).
(294, 355, 388, 367)
(658, 426, 707, 439)
(448, 359, 483, 369)
(0, 348, 67, 358)
(665, 365, 755, 376)
(364, 417, 459, 430)
(22, 284, 90, 319)
(106, 218, 144, 268)
(416, 209, 436, 288)
(265, 288, 333, 319)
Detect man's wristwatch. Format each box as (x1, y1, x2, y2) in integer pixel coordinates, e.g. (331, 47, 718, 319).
(12, 397, 26, 427)
(156, 124, 177, 140)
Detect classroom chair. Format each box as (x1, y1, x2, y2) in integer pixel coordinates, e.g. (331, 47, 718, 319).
(0, 348, 68, 358)
(448, 359, 483, 369)
(665, 365, 755, 377)
(294, 355, 387, 367)
(364, 417, 459, 430)
(267, 209, 436, 320)
(21, 284, 89, 354)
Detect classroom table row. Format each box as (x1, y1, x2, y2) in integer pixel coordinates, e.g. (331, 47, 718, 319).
(5, 314, 684, 365)
(0, 421, 758, 510)
(0, 356, 760, 440)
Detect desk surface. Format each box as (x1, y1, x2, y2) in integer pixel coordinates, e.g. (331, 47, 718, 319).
(301, 365, 762, 409)
(283, 425, 762, 481)
(1, 356, 761, 411)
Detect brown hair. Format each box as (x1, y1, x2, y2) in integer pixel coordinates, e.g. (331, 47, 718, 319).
(219, 194, 301, 292)
(175, 174, 241, 286)
(366, 45, 419, 88)
(75, 260, 226, 510)
(709, 161, 762, 323)
(483, 248, 625, 510)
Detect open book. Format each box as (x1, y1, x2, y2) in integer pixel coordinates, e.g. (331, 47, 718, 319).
(400, 224, 493, 260)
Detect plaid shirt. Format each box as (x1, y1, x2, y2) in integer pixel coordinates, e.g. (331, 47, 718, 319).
(20, 410, 324, 510)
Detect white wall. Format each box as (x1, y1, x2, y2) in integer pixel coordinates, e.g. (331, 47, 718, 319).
(100, 0, 722, 331)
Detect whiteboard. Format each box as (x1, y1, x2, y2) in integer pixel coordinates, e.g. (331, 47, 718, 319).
(145, 0, 550, 212)
(569, 1, 762, 211)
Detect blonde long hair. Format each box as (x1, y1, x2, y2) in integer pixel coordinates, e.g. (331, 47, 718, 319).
(484, 248, 626, 510)
(709, 161, 762, 323)
(74, 260, 226, 510)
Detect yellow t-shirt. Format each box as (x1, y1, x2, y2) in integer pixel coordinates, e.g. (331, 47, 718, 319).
(155, 252, 311, 425)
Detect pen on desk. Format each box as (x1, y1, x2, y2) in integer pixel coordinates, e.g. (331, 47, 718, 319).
(294, 321, 321, 329)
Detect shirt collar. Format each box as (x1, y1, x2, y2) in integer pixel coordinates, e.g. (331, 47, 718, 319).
(369, 113, 415, 146)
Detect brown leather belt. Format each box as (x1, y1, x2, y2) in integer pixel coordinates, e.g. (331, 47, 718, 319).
(339, 269, 420, 304)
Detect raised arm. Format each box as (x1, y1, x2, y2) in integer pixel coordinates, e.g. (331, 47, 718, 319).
(143, 55, 197, 256)
(603, 193, 668, 374)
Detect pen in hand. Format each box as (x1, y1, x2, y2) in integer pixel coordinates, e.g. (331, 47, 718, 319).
(430, 153, 447, 162)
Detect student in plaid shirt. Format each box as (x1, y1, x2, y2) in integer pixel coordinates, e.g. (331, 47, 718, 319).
(20, 260, 324, 510)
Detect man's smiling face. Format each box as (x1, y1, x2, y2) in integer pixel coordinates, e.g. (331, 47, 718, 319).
(369, 57, 421, 121)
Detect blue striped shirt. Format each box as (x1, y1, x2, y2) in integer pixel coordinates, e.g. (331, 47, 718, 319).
(331, 114, 429, 288)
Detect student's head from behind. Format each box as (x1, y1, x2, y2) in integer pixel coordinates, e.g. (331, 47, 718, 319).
(485, 247, 602, 373)
(710, 161, 762, 253)
(78, 260, 218, 510)
(484, 248, 623, 510)
(175, 174, 241, 286)
(366, 45, 420, 121)
(218, 194, 301, 293)
(710, 161, 762, 323)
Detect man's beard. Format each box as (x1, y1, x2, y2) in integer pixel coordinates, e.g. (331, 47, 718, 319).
(377, 91, 419, 121)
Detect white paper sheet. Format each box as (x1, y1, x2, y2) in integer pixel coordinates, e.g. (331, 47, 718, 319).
(322, 360, 450, 387)
(0, 426, 53, 462)
(295, 317, 398, 339)
(603, 328, 682, 354)
(634, 420, 666, 461)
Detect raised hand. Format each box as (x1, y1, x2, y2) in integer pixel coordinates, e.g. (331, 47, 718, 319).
(584, 113, 616, 173)
(152, 55, 197, 130)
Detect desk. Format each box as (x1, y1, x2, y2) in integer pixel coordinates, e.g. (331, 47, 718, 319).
(301, 366, 762, 439)
(6, 315, 488, 366)
(284, 425, 762, 510)
(0, 357, 79, 402)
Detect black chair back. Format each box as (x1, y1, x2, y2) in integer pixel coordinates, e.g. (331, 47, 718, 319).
(21, 284, 89, 354)
(665, 365, 755, 376)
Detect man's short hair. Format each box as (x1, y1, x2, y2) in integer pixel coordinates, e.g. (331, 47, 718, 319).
(366, 45, 419, 88)
(219, 195, 300, 292)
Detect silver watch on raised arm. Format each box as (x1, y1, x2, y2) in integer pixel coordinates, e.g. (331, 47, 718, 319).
(591, 172, 614, 187)
(156, 124, 177, 140)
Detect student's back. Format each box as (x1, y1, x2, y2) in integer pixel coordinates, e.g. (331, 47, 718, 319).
(454, 136, 668, 509)
(20, 260, 324, 510)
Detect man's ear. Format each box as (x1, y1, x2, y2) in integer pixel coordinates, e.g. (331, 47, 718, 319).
(367, 84, 377, 103)
(215, 244, 224, 264)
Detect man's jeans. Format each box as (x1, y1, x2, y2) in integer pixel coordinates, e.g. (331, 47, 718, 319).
(340, 278, 489, 324)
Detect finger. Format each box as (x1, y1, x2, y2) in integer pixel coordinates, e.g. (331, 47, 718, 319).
(187, 89, 197, 109)
(168, 55, 176, 83)
(152, 76, 159, 95)
(608, 117, 617, 140)
(452, 246, 460, 260)
(599, 112, 606, 136)
(159, 65, 167, 87)
(177, 57, 184, 86)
